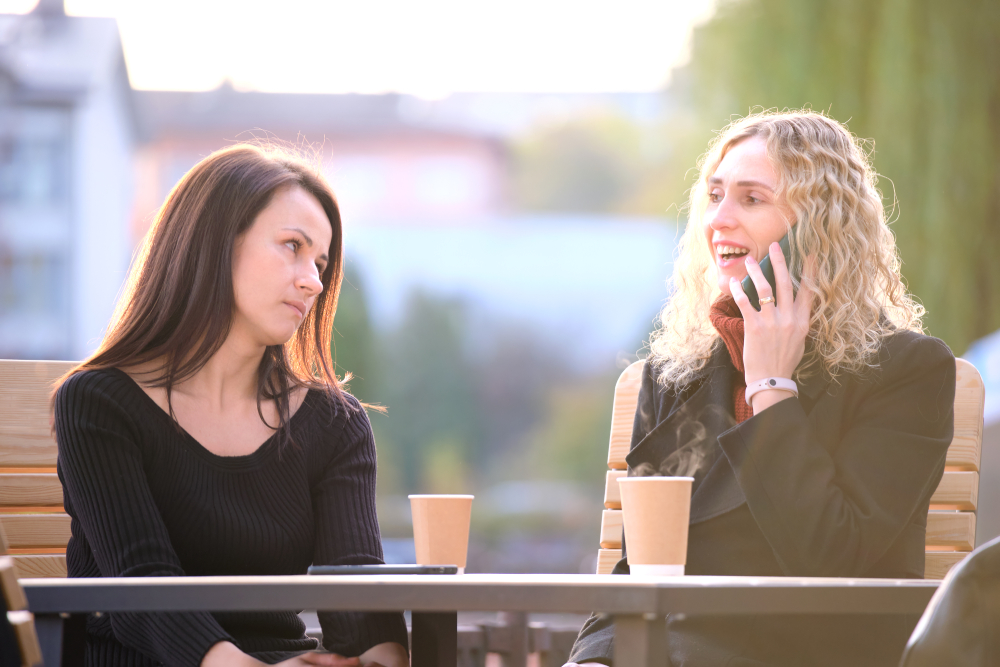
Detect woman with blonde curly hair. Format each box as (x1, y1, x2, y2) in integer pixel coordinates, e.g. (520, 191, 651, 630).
(567, 110, 956, 667)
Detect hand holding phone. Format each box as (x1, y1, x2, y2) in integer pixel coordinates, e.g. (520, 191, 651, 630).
(740, 233, 794, 311)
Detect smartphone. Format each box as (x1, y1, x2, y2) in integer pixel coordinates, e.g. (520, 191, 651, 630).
(740, 233, 794, 311)
(307, 564, 459, 575)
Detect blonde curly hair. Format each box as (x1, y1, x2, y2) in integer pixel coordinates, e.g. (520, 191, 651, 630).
(649, 110, 924, 389)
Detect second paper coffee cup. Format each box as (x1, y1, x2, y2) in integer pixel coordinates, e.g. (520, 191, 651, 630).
(618, 476, 693, 576)
(408, 494, 474, 574)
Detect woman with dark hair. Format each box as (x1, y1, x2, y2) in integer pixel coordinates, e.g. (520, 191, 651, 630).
(566, 110, 956, 666)
(54, 145, 408, 667)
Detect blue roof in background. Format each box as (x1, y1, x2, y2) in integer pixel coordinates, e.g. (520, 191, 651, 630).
(962, 330, 1000, 425)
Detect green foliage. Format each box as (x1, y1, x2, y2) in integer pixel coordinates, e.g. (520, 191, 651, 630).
(367, 290, 482, 492)
(511, 113, 648, 214)
(508, 373, 619, 488)
(332, 259, 376, 401)
(672, 0, 1000, 351)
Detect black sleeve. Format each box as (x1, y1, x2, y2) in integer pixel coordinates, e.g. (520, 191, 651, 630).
(312, 402, 409, 657)
(718, 335, 955, 576)
(55, 372, 233, 667)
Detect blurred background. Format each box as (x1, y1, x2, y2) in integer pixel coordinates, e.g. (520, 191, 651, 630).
(1, 0, 999, 575)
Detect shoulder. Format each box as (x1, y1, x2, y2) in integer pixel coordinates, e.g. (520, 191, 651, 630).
(54, 368, 150, 457)
(873, 330, 955, 384)
(299, 387, 373, 446)
(878, 329, 953, 364)
(56, 367, 140, 415)
(838, 331, 957, 419)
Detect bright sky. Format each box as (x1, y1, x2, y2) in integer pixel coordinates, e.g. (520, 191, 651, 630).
(3, 0, 716, 94)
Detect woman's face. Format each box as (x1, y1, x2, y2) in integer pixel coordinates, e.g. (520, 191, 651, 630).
(703, 136, 794, 293)
(230, 185, 333, 348)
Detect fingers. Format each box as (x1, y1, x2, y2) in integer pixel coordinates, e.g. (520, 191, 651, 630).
(728, 276, 756, 318)
(743, 254, 775, 311)
(769, 241, 794, 308)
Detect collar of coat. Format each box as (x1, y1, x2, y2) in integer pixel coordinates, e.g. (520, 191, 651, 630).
(625, 341, 830, 524)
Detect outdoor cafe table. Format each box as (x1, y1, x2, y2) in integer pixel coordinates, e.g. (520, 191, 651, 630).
(21, 573, 940, 667)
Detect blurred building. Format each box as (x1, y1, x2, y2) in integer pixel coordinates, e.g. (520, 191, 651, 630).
(0, 0, 134, 360)
(132, 87, 508, 241)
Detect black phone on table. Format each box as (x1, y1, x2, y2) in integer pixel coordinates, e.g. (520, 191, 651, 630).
(740, 233, 794, 311)
(307, 564, 459, 575)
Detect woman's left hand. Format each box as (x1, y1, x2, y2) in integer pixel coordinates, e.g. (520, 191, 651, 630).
(729, 241, 815, 394)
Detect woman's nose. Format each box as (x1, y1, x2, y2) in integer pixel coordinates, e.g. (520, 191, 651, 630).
(297, 267, 324, 296)
(709, 195, 739, 230)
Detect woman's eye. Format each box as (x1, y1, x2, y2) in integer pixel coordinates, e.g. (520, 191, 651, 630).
(284, 240, 300, 252)
(708, 192, 721, 203)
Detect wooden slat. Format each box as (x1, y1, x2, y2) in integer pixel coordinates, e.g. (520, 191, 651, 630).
(0, 514, 71, 549)
(0, 360, 76, 468)
(596, 548, 622, 575)
(604, 470, 626, 509)
(8, 609, 44, 666)
(924, 551, 968, 580)
(12, 554, 67, 578)
(925, 511, 976, 551)
(947, 359, 984, 471)
(600, 509, 623, 549)
(0, 555, 27, 610)
(929, 471, 979, 511)
(0, 473, 63, 507)
(607, 361, 644, 470)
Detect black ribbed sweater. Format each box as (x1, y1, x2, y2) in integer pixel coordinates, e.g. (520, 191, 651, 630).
(54, 369, 408, 667)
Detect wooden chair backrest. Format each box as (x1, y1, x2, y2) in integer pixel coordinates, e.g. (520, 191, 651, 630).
(0, 359, 76, 579)
(596, 358, 985, 580)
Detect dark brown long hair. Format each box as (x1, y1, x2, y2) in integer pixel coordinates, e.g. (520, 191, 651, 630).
(58, 144, 349, 445)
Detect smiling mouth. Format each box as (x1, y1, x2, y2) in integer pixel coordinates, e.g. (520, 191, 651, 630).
(286, 303, 305, 317)
(716, 245, 750, 261)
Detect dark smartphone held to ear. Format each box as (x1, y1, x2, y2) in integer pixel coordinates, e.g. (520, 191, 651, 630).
(741, 233, 794, 311)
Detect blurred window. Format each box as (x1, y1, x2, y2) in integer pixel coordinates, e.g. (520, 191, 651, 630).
(0, 104, 72, 358)
(0, 106, 70, 205)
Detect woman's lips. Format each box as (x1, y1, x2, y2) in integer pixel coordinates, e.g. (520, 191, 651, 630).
(716, 254, 747, 269)
(285, 302, 306, 318)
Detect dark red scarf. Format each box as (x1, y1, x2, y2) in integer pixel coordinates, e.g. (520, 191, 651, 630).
(709, 296, 754, 424)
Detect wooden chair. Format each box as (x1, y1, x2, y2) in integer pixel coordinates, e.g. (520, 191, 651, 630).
(0, 359, 77, 579)
(595, 358, 985, 580)
(1, 523, 44, 666)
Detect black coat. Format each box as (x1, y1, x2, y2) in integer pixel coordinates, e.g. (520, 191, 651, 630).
(568, 330, 956, 667)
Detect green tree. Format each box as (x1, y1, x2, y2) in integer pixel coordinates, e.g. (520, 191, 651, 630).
(331, 258, 376, 402)
(670, 0, 1000, 351)
(368, 290, 483, 492)
(511, 113, 647, 214)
